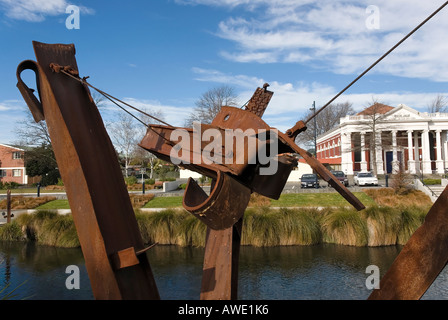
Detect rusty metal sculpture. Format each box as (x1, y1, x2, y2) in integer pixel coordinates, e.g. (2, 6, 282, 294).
(15, 30, 448, 300)
(17, 42, 159, 300)
(16, 41, 364, 300)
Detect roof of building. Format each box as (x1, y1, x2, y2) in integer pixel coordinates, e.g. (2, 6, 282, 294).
(0, 143, 25, 151)
(356, 103, 394, 116)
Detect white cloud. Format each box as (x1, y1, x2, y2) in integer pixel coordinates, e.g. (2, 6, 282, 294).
(182, 0, 448, 82)
(99, 97, 193, 129)
(0, 103, 10, 111)
(191, 67, 448, 131)
(0, 0, 94, 22)
(0, 100, 29, 144)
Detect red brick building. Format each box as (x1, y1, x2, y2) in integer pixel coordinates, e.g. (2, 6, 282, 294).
(316, 104, 448, 176)
(0, 144, 28, 185)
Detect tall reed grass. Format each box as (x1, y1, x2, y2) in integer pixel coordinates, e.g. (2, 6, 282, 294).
(320, 208, 368, 246)
(0, 211, 80, 248)
(0, 197, 430, 248)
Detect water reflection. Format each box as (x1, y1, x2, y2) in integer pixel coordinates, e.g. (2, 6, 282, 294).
(0, 242, 447, 300)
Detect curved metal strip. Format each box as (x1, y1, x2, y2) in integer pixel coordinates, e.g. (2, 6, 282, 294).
(16, 60, 45, 122)
(183, 170, 251, 230)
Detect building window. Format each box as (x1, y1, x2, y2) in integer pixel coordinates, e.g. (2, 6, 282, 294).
(0, 170, 6, 177)
(12, 152, 23, 160)
(12, 169, 21, 177)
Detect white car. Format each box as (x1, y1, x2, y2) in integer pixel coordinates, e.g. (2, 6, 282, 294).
(354, 172, 378, 186)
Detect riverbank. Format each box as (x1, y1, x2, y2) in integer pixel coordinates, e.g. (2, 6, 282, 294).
(0, 206, 429, 248)
(0, 189, 432, 248)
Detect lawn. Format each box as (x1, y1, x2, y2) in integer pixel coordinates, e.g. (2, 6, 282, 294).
(143, 196, 184, 208)
(30, 191, 378, 210)
(270, 192, 375, 208)
(36, 199, 71, 210)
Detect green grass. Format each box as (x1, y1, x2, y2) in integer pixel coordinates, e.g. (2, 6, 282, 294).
(143, 196, 184, 208)
(32, 192, 375, 210)
(270, 192, 375, 208)
(36, 199, 70, 210)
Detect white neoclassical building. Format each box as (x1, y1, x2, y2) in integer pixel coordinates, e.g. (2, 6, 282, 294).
(316, 103, 448, 176)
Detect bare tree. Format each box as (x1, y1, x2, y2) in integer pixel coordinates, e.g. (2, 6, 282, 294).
(108, 107, 166, 177)
(356, 98, 394, 176)
(14, 111, 51, 147)
(185, 85, 239, 127)
(427, 94, 448, 113)
(109, 112, 140, 177)
(298, 101, 355, 150)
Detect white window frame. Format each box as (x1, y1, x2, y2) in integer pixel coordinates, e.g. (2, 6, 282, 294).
(12, 152, 22, 160)
(12, 169, 21, 177)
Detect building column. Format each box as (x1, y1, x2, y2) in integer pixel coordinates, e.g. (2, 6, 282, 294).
(414, 131, 420, 174)
(375, 130, 384, 175)
(392, 130, 399, 173)
(442, 130, 448, 167)
(422, 129, 432, 174)
(360, 132, 368, 171)
(407, 130, 416, 174)
(436, 129, 444, 174)
(341, 132, 354, 175)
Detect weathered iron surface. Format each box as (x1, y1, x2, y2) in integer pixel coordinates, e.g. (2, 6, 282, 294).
(139, 83, 366, 300)
(200, 218, 243, 300)
(17, 41, 369, 301)
(17, 41, 159, 300)
(368, 184, 448, 300)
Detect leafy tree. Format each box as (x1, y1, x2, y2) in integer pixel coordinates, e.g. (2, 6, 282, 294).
(24, 145, 60, 186)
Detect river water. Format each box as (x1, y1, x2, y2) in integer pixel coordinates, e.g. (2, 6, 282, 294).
(1, 241, 447, 300)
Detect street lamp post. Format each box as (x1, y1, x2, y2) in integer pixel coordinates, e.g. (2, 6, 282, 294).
(310, 101, 317, 156)
(310, 101, 318, 189)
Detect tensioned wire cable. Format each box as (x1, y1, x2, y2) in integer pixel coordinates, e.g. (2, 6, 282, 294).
(305, 0, 448, 125)
(58, 69, 174, 143)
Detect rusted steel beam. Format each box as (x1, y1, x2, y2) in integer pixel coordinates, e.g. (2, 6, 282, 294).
(16, 42, 159, 300)
(139, 84, 365, 301)
(200, 219, 243, 300)
(368, 185, 448, 300)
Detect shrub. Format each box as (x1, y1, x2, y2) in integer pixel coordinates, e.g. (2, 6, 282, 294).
(0, 182, 20, 190)
(124, 176, 137, 186)
(320, 208, 368, 246)
(362, 206, 402, 246)
(145, 179, 155, 185)
(0, 221, 25, 241)
(423, 178, 441, 185)
(277, 208, 321, 246)
(14, 211, 79, 248)
(397, 206, 427, 245)
(136, 209, 184, 245)
(176, 212, 207, 247)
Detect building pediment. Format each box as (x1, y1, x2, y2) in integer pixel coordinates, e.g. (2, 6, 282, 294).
(381, 104, 424, 121)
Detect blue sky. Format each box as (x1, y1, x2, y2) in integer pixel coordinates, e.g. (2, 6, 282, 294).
(1, 0, 448, 145)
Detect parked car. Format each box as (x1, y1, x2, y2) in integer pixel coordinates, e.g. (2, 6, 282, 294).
(300, 174, 320, 188)
(330, 170, 349, 187)
(354, 172, 378, 186)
